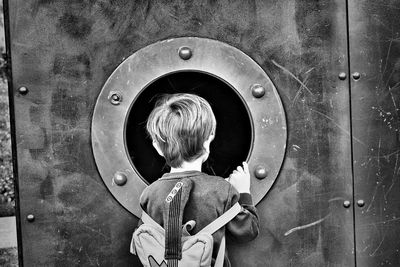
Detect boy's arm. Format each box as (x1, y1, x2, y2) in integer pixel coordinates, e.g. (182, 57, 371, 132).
(225, 162, 259, 242)
(226, 189, 259, 243)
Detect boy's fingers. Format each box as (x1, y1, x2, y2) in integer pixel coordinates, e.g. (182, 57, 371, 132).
(237, 166, 244, 172)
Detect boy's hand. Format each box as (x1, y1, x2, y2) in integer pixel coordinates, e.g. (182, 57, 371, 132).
(226, 162, 251, 194)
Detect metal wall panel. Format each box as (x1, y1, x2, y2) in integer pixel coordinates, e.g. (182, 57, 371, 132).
(349, 1, 400, 266)
(6, 0, 354, 266)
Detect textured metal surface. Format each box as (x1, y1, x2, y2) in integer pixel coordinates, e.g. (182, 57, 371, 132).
(7, 0, 354, 266)
(91, 37, 286, 216)
(348, 1, 400, 266)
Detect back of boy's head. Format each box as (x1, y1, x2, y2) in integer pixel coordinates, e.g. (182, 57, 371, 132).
(146, 93, 216, 168)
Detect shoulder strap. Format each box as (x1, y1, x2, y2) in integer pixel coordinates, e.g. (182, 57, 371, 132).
(203, 202, 241, 267)
(215, 236, 226, 267)
(141, 202, 241, 235)
(199, 202, 242, 235)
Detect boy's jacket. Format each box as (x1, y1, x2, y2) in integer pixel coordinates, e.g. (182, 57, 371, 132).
(139, 171, 259, 267)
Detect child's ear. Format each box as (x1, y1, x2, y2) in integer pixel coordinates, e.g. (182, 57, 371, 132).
(203, 134, 215, 153)
(152, 141, 164, 156)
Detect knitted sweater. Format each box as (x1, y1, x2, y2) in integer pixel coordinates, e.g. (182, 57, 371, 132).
(139, 170, 259, 267)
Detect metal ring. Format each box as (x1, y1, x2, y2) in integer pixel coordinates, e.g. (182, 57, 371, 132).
(91, 37, 287, 217)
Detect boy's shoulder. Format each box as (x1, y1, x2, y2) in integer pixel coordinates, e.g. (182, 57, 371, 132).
(144, 172, 232, 192)
(190, 173, 238, 197)
(194, 173, 231, 186)
(142, 172, 237, 196)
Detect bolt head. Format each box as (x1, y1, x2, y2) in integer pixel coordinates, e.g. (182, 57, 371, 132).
(114, 172, 127, 186)
(178, 47, 192, 60)
(18, 86, 28, 95)
(254, 165, 268, 179)
(357, 199, 365, 207)
(338, 72, 347, 80)
(251, 84, 266, 98)
(343, 200, 351, 208)
(27, 214, 35, 222)
(109, 92, 122, 105)
(352, 72, 361, 80)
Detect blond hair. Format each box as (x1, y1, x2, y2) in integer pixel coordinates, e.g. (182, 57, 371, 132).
(146, 93, 216, 168)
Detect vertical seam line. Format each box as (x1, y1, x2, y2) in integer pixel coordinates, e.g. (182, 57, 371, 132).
(345, 0, 358, 266)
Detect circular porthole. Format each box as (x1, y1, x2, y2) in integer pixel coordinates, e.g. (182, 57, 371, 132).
(91, 37, 287, 217)
(126, 71, 253, 184)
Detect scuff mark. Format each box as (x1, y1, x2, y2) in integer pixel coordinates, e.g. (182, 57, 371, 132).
(292, 144, 300, 151)
(284, 214, 329, 236)
(370, 235, 385, 256)
(370, 149, 400, 160)
(81, 224, 109, 240)
(364, 216, 400, 226)
(328, 197, 345, 202)
(291, 70, 313, 106)
(384, 153, 399, 198)
(366, 183, 379, 212)
(310, 108, 367, 146)
(271, 60, 314, 97)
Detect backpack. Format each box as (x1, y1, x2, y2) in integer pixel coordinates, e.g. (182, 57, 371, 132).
(130, 202, 241, 267)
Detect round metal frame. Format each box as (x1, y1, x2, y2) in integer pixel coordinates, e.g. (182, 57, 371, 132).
(91, 37, 287, 217)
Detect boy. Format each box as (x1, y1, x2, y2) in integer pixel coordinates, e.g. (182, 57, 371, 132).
(139, 93, 259, 266)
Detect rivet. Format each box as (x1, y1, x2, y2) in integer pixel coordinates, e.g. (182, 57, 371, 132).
(251, 84, 265, 98)
(343, 200, 351, 208)
(113, 171, 127, 186)
(352, 72, 361, 80)
(357, 199, 365, 207)
(27, 214, 35, 222)
(254, 165, 268, 179)
(18, 86, 28, 95)
(109, 92, 122, 105)
(178, 47, 192, 60)
(338, 72, 347, 80)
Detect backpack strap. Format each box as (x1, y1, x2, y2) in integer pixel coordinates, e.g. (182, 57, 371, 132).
(199, 202, 242, 235)
(200, 202, 242, 267)
(215, 236, 226, 267)
(141, 202, 241, 235)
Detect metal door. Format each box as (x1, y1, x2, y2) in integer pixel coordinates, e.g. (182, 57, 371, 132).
(6, 0, 355, 266)
(349, 0, 400, 266)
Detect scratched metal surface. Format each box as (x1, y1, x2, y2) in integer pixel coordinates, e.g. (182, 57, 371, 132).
(7, 0, 354, 266)
(349, 1, 400, 266)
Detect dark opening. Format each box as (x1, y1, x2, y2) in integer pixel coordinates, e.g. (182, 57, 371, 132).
(126, 71, 252, 184)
